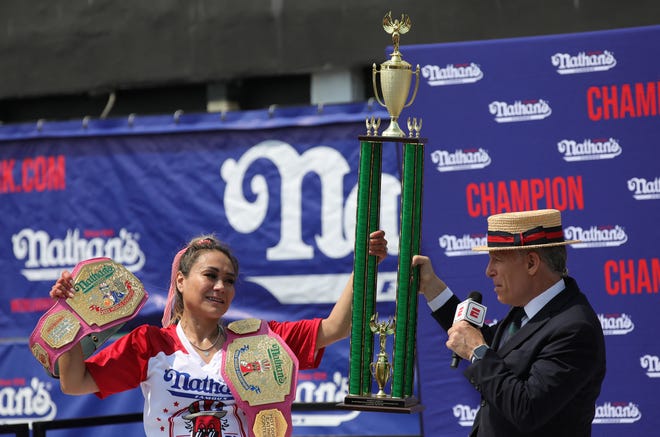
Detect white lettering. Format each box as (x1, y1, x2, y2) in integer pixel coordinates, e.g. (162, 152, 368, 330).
(12, 228, 145, 281)
(489, 100, 552, 123)
(220, 140, 400, 261)
(0, 378, 57, 422)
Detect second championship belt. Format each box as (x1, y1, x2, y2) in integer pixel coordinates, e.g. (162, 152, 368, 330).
(221, 318, 298, 437)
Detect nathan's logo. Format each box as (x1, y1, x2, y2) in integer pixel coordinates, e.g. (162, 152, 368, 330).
(0, 377, 57, 423)
(220, 140, 400, 304)
(598, 313, 634, 335)
(438, 234, 487, 257)
(640, 354, 660, 378)
(12, 228, 145, 281)
(293, 371, 359, 427)
(557, 138, 622, 162)
(489, 99, 552, 123)
(565, 225, 628, 249)
(74, 264, 115, 294)
(627, 177, 660, 200)
(430, 148, 491, 172)
(551, 50, 617, 74)
(163, 368, 233, 401)
(267, 343, 287, 385)
(593, 402, 641, 424)
(452, 404, 477, 427)
(421, 63, 484, 86)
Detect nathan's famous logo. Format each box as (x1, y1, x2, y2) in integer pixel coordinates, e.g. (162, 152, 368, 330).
(452, 404, 477, 427)
(551, 50, 617, 74)
(598, 313, 634, 336)
(234, 343, 287, 392)
(640, 354, 660, 378)
(627, 177, 660, 200)
(267, 343, 287, 385)
(421, 63, 484, 86)
(489, 99, 552, 123)
(74, 264, 115, 294)
(220, 139, 400, 305)
(438, 234, 487, 257)
(565, 225, 628, 249)
(593, 402, 641, 424)
(557, 138, 622, 162)
(0, 377, 58, 423)
(430, 148, 491, 172)
(11, 228, 145, 281)
(163, 368, 233, 401)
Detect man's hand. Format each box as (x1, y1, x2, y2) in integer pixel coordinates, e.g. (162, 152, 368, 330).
(412, 255, 448, 301)
(447, 320, 487, 360)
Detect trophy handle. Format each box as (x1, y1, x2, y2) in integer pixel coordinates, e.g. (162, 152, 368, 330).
(403, 64, 420, 109)
(371, 63, 387, 109)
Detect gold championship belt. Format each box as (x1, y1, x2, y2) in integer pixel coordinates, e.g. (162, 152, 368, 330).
(29, 257, 148, 377)
(221, 318, 298, 437)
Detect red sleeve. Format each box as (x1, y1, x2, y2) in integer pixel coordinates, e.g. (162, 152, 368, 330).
(268, 318, 324, 370)
(86, 324, 177, 398)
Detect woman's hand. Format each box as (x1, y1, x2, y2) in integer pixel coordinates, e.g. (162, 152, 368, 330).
(368, 230, 388, 264)
(50, 270, 75, 299)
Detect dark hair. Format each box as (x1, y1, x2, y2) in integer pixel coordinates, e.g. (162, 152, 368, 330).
(170, 235, 239, 325)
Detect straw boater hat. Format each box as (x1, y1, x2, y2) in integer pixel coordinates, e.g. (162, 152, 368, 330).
(472, 209, 580, 251)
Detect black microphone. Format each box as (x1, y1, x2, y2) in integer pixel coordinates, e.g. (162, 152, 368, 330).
(450, 291, 486, 368)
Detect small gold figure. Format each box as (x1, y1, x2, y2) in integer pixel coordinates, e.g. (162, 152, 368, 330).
(369, 313, 396, 397)
(382, 11, 411, 57)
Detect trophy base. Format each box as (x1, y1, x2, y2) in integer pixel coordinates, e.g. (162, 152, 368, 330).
(381, 121, 406, 138)
(337, 395, 423, 414)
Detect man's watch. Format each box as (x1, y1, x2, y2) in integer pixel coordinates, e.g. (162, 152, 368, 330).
(471, 344, 489, 363)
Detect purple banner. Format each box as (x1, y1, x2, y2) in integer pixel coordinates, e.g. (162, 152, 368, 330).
(402, 24, 660, 436)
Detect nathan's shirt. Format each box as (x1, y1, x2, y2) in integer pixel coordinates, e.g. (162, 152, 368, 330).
(86, 319, 324, 437)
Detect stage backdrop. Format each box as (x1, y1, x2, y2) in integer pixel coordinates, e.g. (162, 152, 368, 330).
(0, 24, 659, 437)
(403, 24, 660, 436)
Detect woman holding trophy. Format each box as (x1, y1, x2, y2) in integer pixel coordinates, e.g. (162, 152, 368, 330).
(46, 230, 387, 437)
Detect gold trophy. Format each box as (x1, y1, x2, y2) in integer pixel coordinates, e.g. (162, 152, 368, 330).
(369, 314, 395, 398)
(340, 11, 424, 414)
(372, 11, 420, 137)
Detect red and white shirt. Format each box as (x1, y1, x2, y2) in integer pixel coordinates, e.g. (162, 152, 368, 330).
(86, 319, 324, 437)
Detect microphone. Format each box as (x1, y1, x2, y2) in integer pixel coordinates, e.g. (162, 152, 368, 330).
(450, 291, 486, 368)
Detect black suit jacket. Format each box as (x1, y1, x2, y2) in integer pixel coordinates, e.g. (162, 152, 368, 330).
(432, 277, 606, 437)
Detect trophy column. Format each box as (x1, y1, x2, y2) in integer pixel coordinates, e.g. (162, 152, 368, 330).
(393, 136, 424, 400)
(349, 137, 382, 398)
(341, 133, 425, 413)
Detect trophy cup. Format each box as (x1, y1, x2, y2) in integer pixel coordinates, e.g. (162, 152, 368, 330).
(372, 11, 420, 137)
(339, 11, 425, 414)
(369, 314, 395, 398)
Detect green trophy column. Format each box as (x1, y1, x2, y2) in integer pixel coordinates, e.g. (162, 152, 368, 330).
(392, 140, 424, 398)
(349, 139, 382, 396)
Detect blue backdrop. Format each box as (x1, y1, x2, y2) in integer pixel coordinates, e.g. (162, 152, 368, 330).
(1, 24, 659, 436)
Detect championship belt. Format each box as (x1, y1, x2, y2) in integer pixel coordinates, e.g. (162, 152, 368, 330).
(221, 318, 298, 437)
(29, 257, 148, 377)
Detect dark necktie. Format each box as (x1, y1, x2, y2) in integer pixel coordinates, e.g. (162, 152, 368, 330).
(501, 307, 525, 346)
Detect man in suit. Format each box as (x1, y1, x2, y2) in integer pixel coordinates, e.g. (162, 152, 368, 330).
(413, 209, 606, 436)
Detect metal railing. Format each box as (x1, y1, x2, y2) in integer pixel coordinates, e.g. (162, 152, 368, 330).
(1, 402, 419, 437)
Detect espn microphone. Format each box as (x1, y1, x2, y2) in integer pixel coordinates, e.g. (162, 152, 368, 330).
(450, 291, 486, 368)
